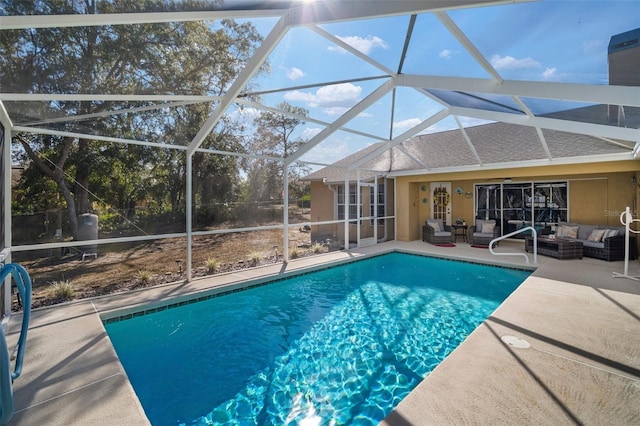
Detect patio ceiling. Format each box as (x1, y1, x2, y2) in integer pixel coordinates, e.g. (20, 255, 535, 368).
(1, 0, 639, 175)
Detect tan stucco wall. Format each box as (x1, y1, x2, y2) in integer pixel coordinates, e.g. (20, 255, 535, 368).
(395, 160, 640, 242)
(309, 178, 396, 245)
(309, 181, 336, 241)
(308, 161, 640, 256)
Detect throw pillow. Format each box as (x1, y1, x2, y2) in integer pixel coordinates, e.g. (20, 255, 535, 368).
(588, 229, 606, 242)
(427, 221, 441, 232)
(481, 222, 495, 234)
(555, 225, 567, 238)
(603, 229, 619, 239)
(565, 225, 579, 239)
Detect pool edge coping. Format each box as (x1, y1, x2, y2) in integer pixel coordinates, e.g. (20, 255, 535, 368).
(98, 248, 535, 323)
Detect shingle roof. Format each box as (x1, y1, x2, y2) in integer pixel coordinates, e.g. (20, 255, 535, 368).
(304, 120, 634, 183)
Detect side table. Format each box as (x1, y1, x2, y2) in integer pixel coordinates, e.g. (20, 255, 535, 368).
(451, 224, 468, 243)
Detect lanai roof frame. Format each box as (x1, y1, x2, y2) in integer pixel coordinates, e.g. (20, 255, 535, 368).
(1, 0, 639, 287)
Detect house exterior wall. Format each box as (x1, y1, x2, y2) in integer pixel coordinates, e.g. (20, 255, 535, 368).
(309, 160, 640, 255)
(309, 178, 396, 245)
(395, 160, 640, 242)
(309, 181, 336, 243)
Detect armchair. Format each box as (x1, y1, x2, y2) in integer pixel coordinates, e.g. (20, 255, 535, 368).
(422, 219, 454, 245)
(468, 219, 501, 247)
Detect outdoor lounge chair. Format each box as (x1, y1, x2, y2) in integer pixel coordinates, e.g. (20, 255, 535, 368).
(468, 219, 501, 247)
(422, 219, 454, 245)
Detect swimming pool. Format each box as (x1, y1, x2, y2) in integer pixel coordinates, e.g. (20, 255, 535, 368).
(104, 252, 530, 425)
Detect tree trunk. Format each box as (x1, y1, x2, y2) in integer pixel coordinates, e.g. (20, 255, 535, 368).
(16, 134, 81, 239)
(56, 175, 79, 239)
(74, 139, 91, 214)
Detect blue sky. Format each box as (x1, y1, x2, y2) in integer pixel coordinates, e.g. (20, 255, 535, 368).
(230, 0, 639, 165)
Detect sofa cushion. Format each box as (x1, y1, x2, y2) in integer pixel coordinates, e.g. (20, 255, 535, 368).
(603, 228, 620, 239)
(473, 232, 494, 238)
(426, 220, 441, 232)
(556, 224, 568, 238)
(588, 229, 606, 242)
(578, 224, 597, 240)
(582, 240, 605, 249)
(434, 231, 451, 237)
(481, 222, 496, 233)
(557, 224, 579, 239)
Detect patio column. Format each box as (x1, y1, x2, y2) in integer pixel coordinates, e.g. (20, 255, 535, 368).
(1, 121, 11, 315)
(344, 169, 349, 250)
(283, 164, 289, 263)
(356, 169, 361, 247)
(185, 153, 193, 282)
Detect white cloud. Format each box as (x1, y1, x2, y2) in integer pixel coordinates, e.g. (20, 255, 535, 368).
(439, 49, 454, 59)
(284, 83, 362, 113)
(328, 35, 388, 55)
(541, 67, 570, 82)
(302, 127, 322, 139)
(226, 106, 261, 123)
(286, 67, 305, 80)
(299, 139, 351, 164)
(323, 106, 349, 116)
(542, 67, 557, 79)
(490, 54, 540, 70)
(393, 118, 422, 130)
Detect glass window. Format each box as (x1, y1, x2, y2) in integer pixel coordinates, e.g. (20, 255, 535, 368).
(476, 181, 568, 237)
(337, 184, 358, 220)
(475, 184, 500, 221)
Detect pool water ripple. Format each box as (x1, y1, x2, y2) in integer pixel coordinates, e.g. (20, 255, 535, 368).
(105, 253, 529, 425)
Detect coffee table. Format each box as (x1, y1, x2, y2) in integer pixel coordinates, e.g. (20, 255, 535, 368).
(525, 237, 583, 260)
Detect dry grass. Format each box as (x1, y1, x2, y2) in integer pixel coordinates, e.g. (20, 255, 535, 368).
(15, 224, 317, 309)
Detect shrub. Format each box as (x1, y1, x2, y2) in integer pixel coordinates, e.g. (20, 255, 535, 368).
(289, 246, 300, 259)
(297, 194, 311, 209)
(136, 270, 152, 283)
(249, 251, 262, 266)
(49, 279, 74, 300)
(205, 257, 219, 274)
(312, 242, 324, 254)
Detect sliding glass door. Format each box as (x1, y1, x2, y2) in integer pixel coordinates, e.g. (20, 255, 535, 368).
(475, 181, 568, 237)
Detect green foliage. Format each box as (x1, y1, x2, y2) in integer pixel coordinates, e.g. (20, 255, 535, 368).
(245, 102, 311, 202)
(297, 194, 311, 209)
(2, 0, 265, 237)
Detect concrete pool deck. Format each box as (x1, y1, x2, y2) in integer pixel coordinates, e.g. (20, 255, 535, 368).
(4, 240, 640, 425)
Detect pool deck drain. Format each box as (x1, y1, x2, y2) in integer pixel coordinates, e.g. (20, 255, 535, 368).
(501, 335, 531, 349)
(4, 240, 640, 425)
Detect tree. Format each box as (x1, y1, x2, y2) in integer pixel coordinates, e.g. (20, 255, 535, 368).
(246, 102, 310, 202)
(1, 0, 264, 238)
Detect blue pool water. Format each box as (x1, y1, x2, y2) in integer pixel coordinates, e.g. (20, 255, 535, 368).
(105, 252, 530, 425)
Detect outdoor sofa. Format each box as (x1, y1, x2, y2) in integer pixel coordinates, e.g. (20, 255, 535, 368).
(552, 222, 636, 261)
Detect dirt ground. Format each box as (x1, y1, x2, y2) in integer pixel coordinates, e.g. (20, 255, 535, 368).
(13, 225, 324, 310)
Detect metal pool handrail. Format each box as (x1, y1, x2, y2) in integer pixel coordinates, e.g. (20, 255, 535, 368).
(489, 226, 537, 264)
(0, 263, 33, 425)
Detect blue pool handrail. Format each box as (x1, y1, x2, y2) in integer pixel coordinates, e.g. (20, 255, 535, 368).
(0, 263, 32, 425)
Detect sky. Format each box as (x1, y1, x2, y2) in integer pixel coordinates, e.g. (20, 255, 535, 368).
(231, 0, 640, 166)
